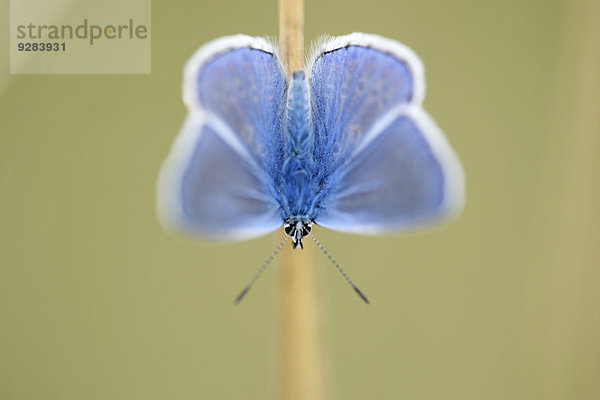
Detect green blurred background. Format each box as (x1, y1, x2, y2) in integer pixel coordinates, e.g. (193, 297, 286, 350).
(1, 0, 598, 399)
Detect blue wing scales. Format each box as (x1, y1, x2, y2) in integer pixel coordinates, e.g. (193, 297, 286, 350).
(158, 36, 286, 240)
(309, 34, 464, 233)
(315, 106, 464, 233)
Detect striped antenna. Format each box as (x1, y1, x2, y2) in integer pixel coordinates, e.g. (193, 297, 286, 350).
(308, 233, 370, 304)
(234, 235, 289, 304)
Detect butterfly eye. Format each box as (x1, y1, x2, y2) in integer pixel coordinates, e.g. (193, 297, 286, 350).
(302, 224, 312, 236)
(284, 223, 294, 236)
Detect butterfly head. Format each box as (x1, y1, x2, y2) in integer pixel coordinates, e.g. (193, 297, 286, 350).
(283, 217, 312, 249)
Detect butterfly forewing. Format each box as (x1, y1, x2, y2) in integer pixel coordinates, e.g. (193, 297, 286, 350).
(185, 36, 286, 175)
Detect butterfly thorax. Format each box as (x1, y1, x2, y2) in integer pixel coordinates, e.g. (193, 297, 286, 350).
(279, 70, 319, 248)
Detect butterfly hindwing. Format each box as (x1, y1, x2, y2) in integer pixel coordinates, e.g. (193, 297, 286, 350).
(315, 105, 464, 233)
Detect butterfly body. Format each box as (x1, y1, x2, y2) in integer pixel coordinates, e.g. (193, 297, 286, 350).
(157, 33, 465, 247)
(272, 70, 315, 248)
(279, 71, 315, 217)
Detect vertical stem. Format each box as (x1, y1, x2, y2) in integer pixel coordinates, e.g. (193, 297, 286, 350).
(278, 0, 304, 74)
(279, 237, 324, 400)
(277, 1, 326, 400)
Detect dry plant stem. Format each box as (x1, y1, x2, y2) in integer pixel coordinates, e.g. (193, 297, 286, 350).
(277, 1, 326, 400)
(279, 0, 304, 74)
(279, 237, 324, 400)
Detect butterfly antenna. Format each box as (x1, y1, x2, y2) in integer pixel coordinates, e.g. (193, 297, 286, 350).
(233, 235, 289, 304)
(308, 233, 370, 304)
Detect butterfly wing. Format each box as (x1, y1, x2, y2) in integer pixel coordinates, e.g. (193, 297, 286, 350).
(309, 33, 465, 233)
(157, 36, 286, 240)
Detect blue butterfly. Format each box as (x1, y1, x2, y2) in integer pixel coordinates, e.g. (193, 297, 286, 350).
(157, 33, 465, 299)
